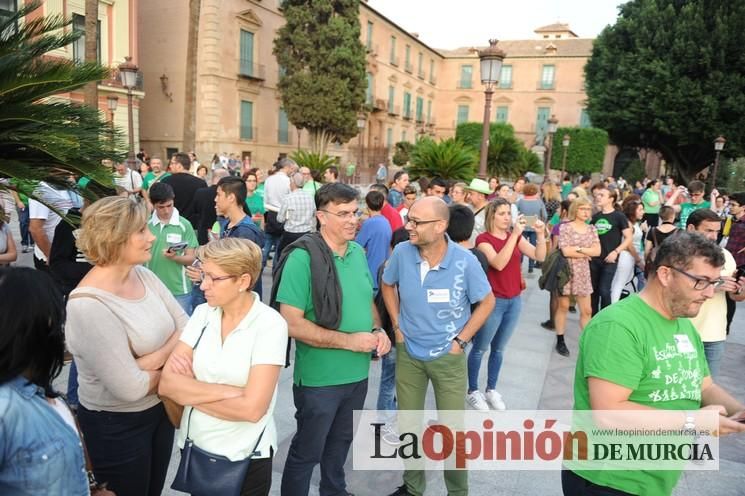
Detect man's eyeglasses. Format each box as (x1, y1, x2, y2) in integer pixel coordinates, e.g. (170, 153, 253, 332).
(668, 266, 724, 290)
(406, 218, 442, 228)
(320, 209, 358, 220)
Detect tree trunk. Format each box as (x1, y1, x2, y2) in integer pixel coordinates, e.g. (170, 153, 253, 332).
(182, 0, 201, 153)
(83, 0, 98, 108)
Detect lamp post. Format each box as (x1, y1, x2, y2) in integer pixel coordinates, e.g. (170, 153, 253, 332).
(118, 56, 138, 170)
(477, 39, 505, 179)
(356, 114, 366, 184)
(106, 95, 118, 130)
(560, 133, 571, 178)
(544, 114, 558, 176)
(710, 136, 726, 190)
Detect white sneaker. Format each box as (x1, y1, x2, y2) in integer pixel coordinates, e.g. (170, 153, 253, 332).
(380, 425, 402, 446)
(466, 390, 490, 411)
(485, 389, 506, 411)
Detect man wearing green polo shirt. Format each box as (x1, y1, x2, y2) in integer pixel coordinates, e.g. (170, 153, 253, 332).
(141, 157, 170, 203)
(145, 182, 197, 315)
(277, 183, 391, 496)
(665, 180, 712, 229)
(564, 232, 745, 495)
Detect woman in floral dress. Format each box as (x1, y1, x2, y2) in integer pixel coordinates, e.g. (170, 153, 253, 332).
(553, 197, 600, 356)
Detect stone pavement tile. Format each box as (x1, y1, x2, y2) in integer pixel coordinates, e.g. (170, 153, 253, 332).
(680, 459, 745, 496)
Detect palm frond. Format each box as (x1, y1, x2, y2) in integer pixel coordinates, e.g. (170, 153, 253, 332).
(0, 1, 123, 205)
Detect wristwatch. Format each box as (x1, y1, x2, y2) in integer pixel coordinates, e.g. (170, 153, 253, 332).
(371, 327, 385, 334)
(453, 336, 468, 350)
(683, 411, 695, 431)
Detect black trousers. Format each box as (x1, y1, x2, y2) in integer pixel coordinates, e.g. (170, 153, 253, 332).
(562, 470, 634, 495)
(590, 259, 618, 316)
(281, 379, 368, 496)
(276, 231, 309, 262)
(77, 402, 174, 496)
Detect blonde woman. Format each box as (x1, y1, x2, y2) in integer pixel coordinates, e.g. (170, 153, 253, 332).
(159, 238, 288, 496)
(553, 198, 601, 356)
(66, 197, 187, 496)
(450, 182, 468, 205)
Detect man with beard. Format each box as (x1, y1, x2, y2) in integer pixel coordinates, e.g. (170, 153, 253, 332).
(564, 231, 745, 496)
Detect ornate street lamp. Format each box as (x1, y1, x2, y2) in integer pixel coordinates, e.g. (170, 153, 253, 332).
(118, 56, 138, 170)
(710, 136, 726, 190)
(561, 134, 571, 178)
(544, 114, 559, 176)
(356, 114, 366, 184)
(106, 95, 118, 129)
(477, 39, 505, 179)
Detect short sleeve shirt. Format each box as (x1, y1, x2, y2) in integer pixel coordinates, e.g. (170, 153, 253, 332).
(591, 210, 629, 259)
(678, 201, 711, 229)
(475, 231, 522, 298)
(276, 242, 374, 386)
(177, 299, 287, 461)
(382, 239, 491, 361)
(355, 215, 392, 291)
(145, 210, 199, 295)
(572, 294, 709, 495)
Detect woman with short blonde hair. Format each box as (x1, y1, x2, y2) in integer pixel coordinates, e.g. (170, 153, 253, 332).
(66, 196, 187, 496)
(160, 237, 288, 496)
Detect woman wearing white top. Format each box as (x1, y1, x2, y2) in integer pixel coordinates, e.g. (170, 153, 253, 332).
(159, 237, 288, 496)
(610, 199, 646, 302)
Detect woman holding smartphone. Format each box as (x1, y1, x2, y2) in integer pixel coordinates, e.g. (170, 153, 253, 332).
(466, 199, 546, 411)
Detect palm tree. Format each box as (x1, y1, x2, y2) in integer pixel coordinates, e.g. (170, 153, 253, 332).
(182, 0, 201, 153)
(408, 138, 477, 181)
(0, 2, 121, 201)
(83, 0, 99, 108)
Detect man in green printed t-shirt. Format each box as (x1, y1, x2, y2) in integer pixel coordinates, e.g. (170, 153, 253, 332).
(565, 231, 745, 496)
(275, 183, 391, 496)
(665, 180, 712, 229)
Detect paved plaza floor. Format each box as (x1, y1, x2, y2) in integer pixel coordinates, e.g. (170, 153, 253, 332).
(8, 207, 745, 496)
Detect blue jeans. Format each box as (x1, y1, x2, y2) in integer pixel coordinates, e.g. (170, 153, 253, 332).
(67, 359, 79, 408)
(376, 347, 397, 423)
(522, 231, 537, 269)
(261, 233, 281, 268)
(467, 295, 522, 392)
(191, 284, 206, 309)
(173, 293, 192, 316)
(281, 380, 368, 496)
(704, 340, 726, 379)
(17, 205, 31, 246)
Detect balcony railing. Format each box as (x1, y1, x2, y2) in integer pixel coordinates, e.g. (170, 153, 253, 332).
(403, 109, 412, 120)
(239, 63, 266, 81)
(457, 79, 473, 89)
(429, 74, 437, 85)
(417, 69, 425, 79)
(366, 44, 379, 56)
(278, 129, 291, 145)
(387, 104, 400, 116)
(404, 61, 413, 73)
(537, 80, 555, 90)
(499, 80, 512, 89)
(390, 55, 399, 67)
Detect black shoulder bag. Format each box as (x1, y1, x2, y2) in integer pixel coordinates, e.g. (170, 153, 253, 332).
(171, 325, 266, 496)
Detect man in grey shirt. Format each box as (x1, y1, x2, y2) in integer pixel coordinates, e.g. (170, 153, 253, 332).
(275, 172, 316, 268)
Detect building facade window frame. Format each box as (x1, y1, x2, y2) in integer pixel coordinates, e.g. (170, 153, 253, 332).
(390, 35, 398, 65)
(499, 64, 512, 89)
(278, 108, 289, 144)
(540, 64, 555, 90)
(366, 20, 373, 50)
(458, 64, 473, 89)
(240, 100, 254, 141)
(456, 104, 470, 125)
(239, 29, 255, 77)
(496, 105, 509, 123)
(72, 13, 101, 65)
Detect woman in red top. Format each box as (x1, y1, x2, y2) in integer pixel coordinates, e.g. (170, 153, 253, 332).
(466, 198, 546, 411)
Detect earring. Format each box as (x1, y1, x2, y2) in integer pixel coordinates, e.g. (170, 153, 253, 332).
(238, 288, 245, 293)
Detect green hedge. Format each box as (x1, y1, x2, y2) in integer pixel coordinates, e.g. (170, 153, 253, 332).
(549, 127, 608, 174)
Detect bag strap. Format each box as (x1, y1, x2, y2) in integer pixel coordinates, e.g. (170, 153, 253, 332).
(182, 323, 209, 440)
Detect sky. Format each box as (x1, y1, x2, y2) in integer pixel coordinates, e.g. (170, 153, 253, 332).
(366, 0, 625, 48)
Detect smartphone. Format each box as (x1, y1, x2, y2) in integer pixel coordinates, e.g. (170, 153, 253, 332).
(735, 265, 745, 281)
(524, 215, 537, 228)
(167, 242, 188, 253)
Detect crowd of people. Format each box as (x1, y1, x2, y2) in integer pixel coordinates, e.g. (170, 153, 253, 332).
(2, 155, 745, 496)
